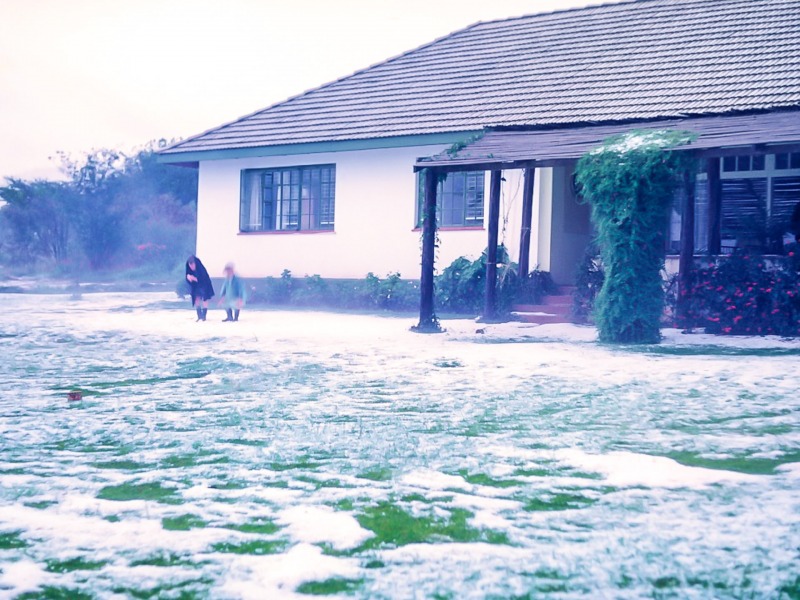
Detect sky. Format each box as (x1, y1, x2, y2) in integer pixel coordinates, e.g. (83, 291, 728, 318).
(0, 0, 622, 182)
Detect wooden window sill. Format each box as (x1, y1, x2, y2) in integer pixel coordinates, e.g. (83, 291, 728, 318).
(238, 230, 335, 235)
(411, 226, 484, 232)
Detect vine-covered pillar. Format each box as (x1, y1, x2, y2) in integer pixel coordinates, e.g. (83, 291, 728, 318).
(483, 169, 502, 321)
(706, 157, 721, 255)
(518, 166, 536, 278)
(415, 167, 440, 332)
(677, 157, 696, 324)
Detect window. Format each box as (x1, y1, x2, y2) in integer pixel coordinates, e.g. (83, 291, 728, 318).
(668, 174, 708, 254)
(669, 153, 800, 255)
(722, 154, 765, 172)
(240, 165, 335, 232)
(775, 152, 800, 170)
(416, 171, 485, 227)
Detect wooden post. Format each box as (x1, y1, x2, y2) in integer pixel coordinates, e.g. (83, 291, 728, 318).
(483, 169, 502, 321)
(706, 157, 721, 255)
(415, 167, 440, 332)
(518, 166, 535, 278)
(677, 162, 696, 326)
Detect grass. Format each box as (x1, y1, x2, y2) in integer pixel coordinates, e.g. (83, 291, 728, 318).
(356, 502, 509, 549)
(223, 517, 280, 535)
(160, 451, 229, 469)
(296, 578, 364, 595)
(523, 493, 597, 512)
(162, 514, 207, 531)
(211, 539, 287, 555)
(0, 530, 27, 549)
(16, 587, 93, 600)
(667, 450, 800, 475)
(96, 481, 181, 504)
(92, 459, 153, 471)
(458, 470, 523, 488)
(129, 552, 204, 568)
(356, 466, 393, 481)
(45, 556, 108, 573)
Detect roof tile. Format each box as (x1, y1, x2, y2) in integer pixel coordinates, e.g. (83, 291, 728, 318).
(162, 0, 800, 155)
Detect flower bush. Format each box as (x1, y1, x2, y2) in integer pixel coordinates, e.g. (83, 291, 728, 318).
(678, 247, 800, 336)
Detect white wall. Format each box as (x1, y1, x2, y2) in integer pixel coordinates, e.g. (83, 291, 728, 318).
(196, 145, 530, 280)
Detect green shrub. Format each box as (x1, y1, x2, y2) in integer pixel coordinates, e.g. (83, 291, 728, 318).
(575, 129, 695, 343)
(572, 246, 605, 324)
(679, 248, 800, 336)
(434, 247, 555, 316)
(244, 271, 419, 312)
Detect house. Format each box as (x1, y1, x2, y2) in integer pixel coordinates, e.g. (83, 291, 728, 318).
(159, 0, 800, 302)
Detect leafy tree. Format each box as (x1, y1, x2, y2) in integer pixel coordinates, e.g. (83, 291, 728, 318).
(59, 149, 128, 270)
(575, 130, 695, 343)
(0, 142, 197, 275)
(0, 179, 76, 267)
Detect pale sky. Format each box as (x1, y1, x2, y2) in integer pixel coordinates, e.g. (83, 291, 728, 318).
(0, 0, 620, 182)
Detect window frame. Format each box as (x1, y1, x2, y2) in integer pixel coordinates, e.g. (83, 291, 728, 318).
(240, 164, 336, 233)
(669, 152, 800, 255)
(415, 170, 486, 229)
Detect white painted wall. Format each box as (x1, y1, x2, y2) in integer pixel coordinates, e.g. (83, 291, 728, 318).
(195, 144, 532, 280)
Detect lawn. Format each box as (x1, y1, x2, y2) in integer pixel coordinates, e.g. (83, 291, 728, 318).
(0, 292, 798, 598)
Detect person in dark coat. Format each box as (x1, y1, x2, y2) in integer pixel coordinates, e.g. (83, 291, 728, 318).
(185, 255, 214, 321)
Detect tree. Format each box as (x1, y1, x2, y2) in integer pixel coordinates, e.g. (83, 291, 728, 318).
(59, 149, 128, 270)
(575, 130, 695, 344)
(0, 141, 197, 275)
(0, 179, 76, 267)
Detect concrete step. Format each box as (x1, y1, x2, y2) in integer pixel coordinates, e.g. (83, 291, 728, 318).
(512, 311, 572, 325)
(512, 289, 575, 324)
(513, 303, 571, 316)
(541, 294, 572, 306)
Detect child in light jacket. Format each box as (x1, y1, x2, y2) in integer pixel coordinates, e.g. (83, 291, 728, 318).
(218, 263, 247, 322)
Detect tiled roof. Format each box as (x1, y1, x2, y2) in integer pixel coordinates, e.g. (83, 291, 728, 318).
(161, 0, 800, 156)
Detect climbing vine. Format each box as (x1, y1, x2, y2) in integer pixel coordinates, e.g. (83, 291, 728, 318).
(575, 130, 696, 343)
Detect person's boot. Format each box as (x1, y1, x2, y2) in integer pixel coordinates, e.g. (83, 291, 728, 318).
(234, 309, 240, 322)
(223, 309, 233, 322)
(195, 307, 203, 321)
(201, 308, 207, 321)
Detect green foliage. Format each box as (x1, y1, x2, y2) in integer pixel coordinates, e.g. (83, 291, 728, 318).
(0, 179, 75, 267)
(571, 245, 605, 324)
(0, 141, 197, 276)
(677, 248, 800, 336)
(434, 247, 554, 316)
(356, 501, 509, 548)
(96, 481, 180, 503)
(445, 132, 485, 157)
(247, 271, 420, 312)
(517, 268, 558, 305)
(575, 129, 695, 343)
(296, 578, 364, 595)
(436, 256, 484, 313)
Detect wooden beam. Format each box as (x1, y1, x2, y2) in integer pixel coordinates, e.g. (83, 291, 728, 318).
(483, 170, 502, 321)
(677, 162, 696, 325)
(415, 167, 440, 332)
(414, 160, 538, 173)
(518, 166, 536, 278)
(697, 143, 800, 158)
(706, 157, 721, 255)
